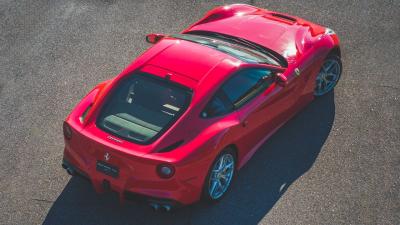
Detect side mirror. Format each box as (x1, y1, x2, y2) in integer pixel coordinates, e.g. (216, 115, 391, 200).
(145, 33, 165, 44)
(276, 73, 288, 87)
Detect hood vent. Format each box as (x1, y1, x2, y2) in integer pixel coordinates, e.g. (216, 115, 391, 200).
(270, 13, 297, 24)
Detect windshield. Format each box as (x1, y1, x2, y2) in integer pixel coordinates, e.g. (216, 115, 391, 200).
(97, 73, 191, 144)
(172, 34, 280, 66)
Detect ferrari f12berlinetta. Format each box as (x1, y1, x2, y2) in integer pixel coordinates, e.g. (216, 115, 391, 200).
(62, 4, 341, 211)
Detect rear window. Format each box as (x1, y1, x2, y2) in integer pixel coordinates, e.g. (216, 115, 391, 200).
(97, 73, 191, 144)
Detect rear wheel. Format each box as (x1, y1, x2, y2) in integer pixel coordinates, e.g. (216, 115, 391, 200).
(202, 149, 236, 203)
(314, 54, 342, 96)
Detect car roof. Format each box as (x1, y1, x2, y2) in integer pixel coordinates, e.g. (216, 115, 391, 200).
(138, 37, 242, 91)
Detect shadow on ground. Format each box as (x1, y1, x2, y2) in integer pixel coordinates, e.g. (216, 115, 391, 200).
(43, 92, 335, 225)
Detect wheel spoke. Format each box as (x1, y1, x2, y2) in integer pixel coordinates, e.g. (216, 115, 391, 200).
(210, 180, 219, 196)
(330, 64, 339, 74)
(321, 80, 326, 90)
(323, 60, 334, 72)
(225, 162, 234, 169)
(217, 157, 225, 170)
(220, 174, 227, 181)
(317, 82, 321, 90)
(325, 73, 335, 81)
(210, 172, 218, 180)
(212, 169, 219, 173)
(316, 77, 323, 90)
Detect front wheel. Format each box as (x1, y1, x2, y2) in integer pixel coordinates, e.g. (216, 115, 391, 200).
(314, 54, 342, 96)
(202, 149, 236, 203)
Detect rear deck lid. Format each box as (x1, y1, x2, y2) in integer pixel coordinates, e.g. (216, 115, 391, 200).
(95, 72, 192, 146)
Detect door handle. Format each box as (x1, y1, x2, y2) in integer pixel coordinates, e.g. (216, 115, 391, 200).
(294, 68, 301, 77)
(242, 120, 248, 127)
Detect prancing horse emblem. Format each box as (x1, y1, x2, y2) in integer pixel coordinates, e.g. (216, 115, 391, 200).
(104, 152, 111, 161)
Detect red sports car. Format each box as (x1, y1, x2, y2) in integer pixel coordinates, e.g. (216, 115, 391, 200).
(62, 4, 341, 211)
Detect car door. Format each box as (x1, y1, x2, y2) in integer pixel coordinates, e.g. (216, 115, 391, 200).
(221, 67, 301, 165)
(261, 66, 308, 130)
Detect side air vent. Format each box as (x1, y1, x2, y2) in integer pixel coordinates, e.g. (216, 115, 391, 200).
(270, 13, 297, 23)
(157, 140, 184, 153)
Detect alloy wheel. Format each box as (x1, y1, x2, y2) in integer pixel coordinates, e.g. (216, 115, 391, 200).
(314, 57, 341, 96)
(208, 153, 235, 200)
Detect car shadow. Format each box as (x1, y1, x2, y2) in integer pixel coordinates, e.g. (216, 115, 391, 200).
(43, 92, 335, 225)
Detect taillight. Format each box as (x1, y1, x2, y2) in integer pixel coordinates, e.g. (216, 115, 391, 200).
(156, 164, 175, 179)
(63, 122, 72, 140)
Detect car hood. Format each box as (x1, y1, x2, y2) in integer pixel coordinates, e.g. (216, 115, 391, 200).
(186, 11, 324, 61)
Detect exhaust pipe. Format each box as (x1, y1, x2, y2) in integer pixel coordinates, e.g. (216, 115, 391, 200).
(149, 202, 173, 212)
(62, 163, 75, 176)
(162, 205, 172, 212)
(149, 203, 160, 211)
(66, 167, 75, 176)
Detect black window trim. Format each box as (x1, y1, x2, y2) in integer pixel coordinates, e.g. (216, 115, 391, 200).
(200, 67, 277, 119)
(232, 75, 275, 109)
(201, 89, 235, 118)
(183, 30, 288, 68)
(96, 71, 193, 145)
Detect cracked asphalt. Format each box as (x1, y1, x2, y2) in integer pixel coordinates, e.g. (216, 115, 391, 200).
(0, 0, 399, 224)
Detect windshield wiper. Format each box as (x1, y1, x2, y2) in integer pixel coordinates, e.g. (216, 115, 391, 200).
(185, 31, 288, 67)
(190, 32, 269, 56)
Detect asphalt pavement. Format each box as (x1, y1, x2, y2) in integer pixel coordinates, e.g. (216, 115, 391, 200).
(0, 0, 399, 224)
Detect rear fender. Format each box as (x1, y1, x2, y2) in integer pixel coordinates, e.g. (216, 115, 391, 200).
(66, 79, 112, 129)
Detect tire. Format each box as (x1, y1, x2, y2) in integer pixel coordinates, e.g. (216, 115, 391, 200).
(314, 54, 342, 96)
(202, 148, 236, 203)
